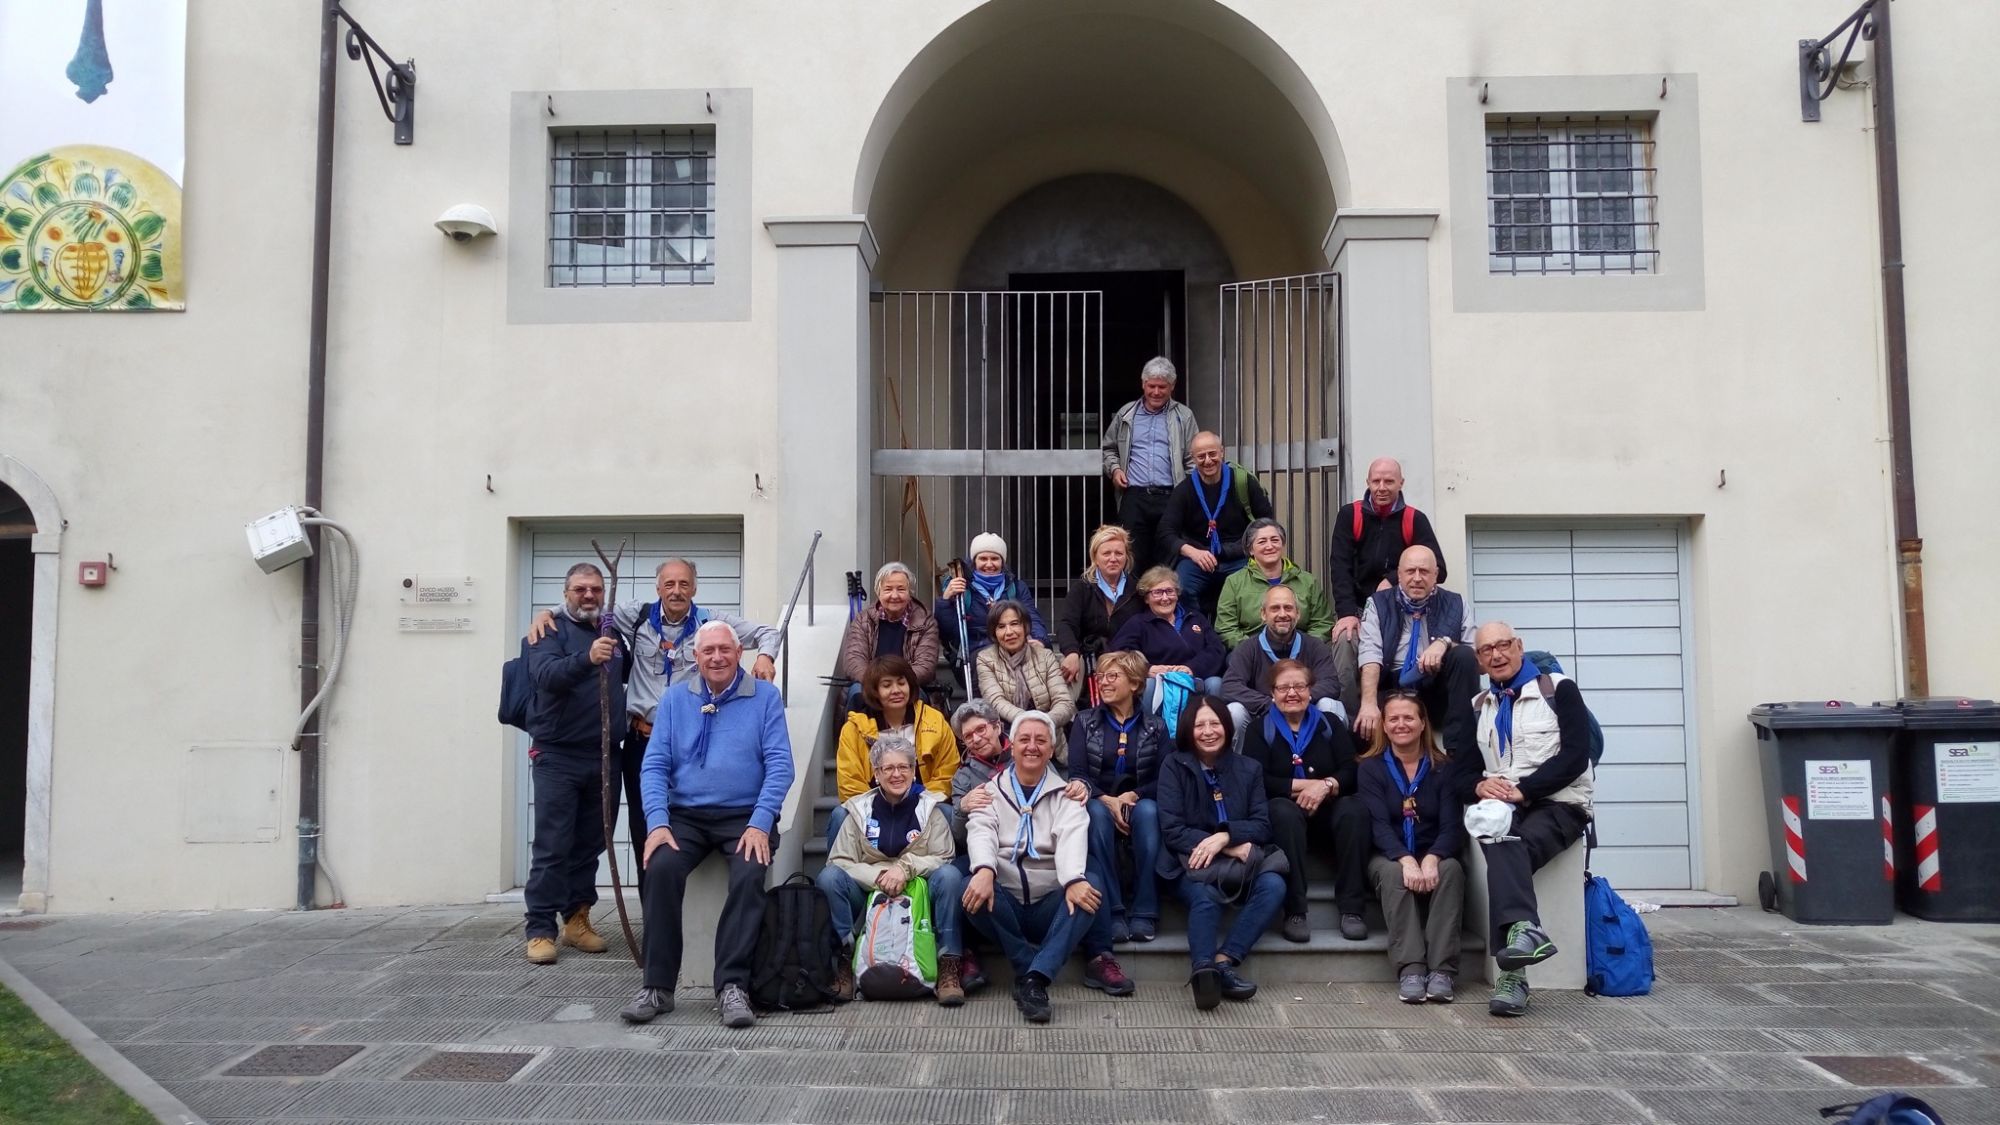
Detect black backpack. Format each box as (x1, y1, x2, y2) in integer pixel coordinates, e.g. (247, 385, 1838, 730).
(497, 637, 533, 733)
(748, 873, 840, 1013)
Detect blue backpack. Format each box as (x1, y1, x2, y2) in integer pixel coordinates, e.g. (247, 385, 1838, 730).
(1523, 650, 1606, 764)
(1820, 1094, 1946, 1124)
(1582, 868, 1654, 997)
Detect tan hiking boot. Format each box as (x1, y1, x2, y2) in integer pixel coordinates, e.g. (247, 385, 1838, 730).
(525, 937, 558, 965)
(935, 954, 966, 1007)
(832, 949, 856, 1003)
(561, 908, 608, 953)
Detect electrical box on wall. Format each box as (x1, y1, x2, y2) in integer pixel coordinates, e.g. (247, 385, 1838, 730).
(77, 561, 108, 587)
(245, 506, 312, 574)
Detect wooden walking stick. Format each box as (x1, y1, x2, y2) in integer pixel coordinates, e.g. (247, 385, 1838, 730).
(591, 538, 642, 966)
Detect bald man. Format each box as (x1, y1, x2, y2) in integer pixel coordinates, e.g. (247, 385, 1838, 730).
(1326, 459, 1446, 716)
(1354, 545, 1479, 755)
(1157, 431, 1274, 619)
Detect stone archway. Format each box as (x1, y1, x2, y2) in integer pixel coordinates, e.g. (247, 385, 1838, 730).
(0, 457, 62, 913)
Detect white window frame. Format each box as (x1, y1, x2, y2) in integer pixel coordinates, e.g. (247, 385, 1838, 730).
(549, 129, 717, 288)
(1486, 117, 1656, 276)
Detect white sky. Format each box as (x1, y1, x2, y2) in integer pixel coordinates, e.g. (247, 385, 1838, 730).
(0, 0, 186, 183)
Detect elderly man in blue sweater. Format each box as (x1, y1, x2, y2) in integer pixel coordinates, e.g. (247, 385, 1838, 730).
(621, 621, 796, 1029)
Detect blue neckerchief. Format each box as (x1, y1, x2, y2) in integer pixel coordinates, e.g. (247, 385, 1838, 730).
(1264, 709, 1323, 779)
(689, 669, 743, 767)
(1006, 767, 1050, 859)
(1394, 588, 1431, 687)
(1094, 572, 1127, 603)
(1192, 464, 1233, 555)
(970, 571, 1007, 603)
(1201, 764, 1229, 824)
(650, 601, 707, 675)
(1172, 606, 1187, 635)
(1384, 752, 1430, 855)
(1492, 660, 1543, 759)
(1106, 710, 1139, 779)
(1257, 629, 1301, 664)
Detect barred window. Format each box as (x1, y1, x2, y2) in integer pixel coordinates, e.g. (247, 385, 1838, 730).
(1487, 117, 1657, 275)
(549, 129, 715, 287)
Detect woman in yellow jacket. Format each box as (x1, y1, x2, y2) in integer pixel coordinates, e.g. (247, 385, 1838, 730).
(831, 655, 962, 846)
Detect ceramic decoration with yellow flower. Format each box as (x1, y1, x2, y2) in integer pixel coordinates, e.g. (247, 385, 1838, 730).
(0, 144, 184, 311)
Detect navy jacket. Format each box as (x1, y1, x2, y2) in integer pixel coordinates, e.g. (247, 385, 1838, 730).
(1068, 706, 1171, 799)
(526, 612, 629, 756)
(1155, 749, 1273, 880)
(1111, 609, 1227, 680)
(1243, 709, 1361, 801)
(934, 570, 1048, 660)
(1357, 751, 1465, 862)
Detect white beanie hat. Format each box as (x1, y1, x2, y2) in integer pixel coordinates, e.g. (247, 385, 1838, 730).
(968, 532, 1008, 564)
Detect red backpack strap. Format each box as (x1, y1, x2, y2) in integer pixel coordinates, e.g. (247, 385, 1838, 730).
(1351, 500, 1364, 539)
(1402, 505, 1415, 546)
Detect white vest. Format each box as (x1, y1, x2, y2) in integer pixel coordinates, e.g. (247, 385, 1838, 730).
(1472, 671, 1593, 811)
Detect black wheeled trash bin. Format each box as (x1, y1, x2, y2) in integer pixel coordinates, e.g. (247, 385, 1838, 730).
(1882, 697, 2000, 922)
(1748, 702, 1902, 925)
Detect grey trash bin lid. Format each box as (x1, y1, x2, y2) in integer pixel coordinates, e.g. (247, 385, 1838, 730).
(1749, 701, 1903, 730)
(1879, 697, 2000, 729)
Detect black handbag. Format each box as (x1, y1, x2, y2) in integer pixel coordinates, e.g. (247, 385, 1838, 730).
(1181, 843, 1290, 904)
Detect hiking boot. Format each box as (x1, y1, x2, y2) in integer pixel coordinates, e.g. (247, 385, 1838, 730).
(619, 986, 673, 1023)
(1281, 913, 1312, 943)
(1338, 913, 1369, 941)
(935, 954, 966, 1007)
(1398, 972, 1428, 1004)
(1495, 921, 1557, 971)
(525, 937, 558, 965)
(1489, 969, 1530, 1018)
(1111, 916, 1131, 944)
(1128, 916, 1157, 943)
(1189, 965, 1222, 1011)
(1426, 971, 1455, 1003)
(561, 908, 608, 954)
(1215, 960, 1257, 1001)
(1083, 953, 1135, 997)
(831, 951, 856, 1003)
(718, 983, 757, 1028)
(1014, 972, 1053, 1023)
(959, 949, 990, 994)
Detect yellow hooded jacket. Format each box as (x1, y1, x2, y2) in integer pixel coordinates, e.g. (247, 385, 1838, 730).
(836, 700, 962, 803)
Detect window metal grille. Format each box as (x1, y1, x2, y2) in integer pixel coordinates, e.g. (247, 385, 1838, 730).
(549, 129, 716, 287)
(1487, 116, 1657, 275)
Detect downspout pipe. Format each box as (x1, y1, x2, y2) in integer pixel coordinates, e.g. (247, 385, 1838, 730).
(1870, 0, 1928, 695)
(297, 0, 340, 911)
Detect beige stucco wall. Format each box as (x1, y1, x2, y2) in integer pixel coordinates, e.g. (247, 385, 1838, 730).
(4, 0, 1992, 909)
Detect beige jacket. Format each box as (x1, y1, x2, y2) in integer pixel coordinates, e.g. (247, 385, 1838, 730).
(827, 788, 954, 886)
(1472, 672, 1595, 812)
(966, 767, 1089, 904)
(975, 643, 1078, 762)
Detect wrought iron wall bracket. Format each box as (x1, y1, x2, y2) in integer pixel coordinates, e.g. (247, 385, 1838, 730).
(334, 4, 415, 144)
(1800, 0, 1878, 122)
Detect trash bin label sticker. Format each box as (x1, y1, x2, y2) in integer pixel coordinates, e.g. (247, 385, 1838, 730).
(1935, 741, 2000, 804)
(1805, 759, 1874, 820)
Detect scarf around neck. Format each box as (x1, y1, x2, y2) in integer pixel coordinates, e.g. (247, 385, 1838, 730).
(970, 570, 1007, 603)
(1000, 645, 1034, 708)
(1492, 659, 1543, 758)
(1394, 587, 1432, 687)
(1384, 752, 1430, 854)
(1105, 709, 1139, 778)
(690, 669, 745, 767)
(1193, 464, 1234, 555)
(1258, 629, 1301, 664)
(1263, 708, 1323, 779)
(1006, 766, 1050, 860)
(1094, 571, 1127, 605)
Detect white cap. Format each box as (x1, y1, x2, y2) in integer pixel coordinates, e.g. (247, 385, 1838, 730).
(1463, 798, 1517, 842)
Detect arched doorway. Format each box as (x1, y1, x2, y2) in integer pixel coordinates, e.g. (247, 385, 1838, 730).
(853, 0, 1350, 597)
(0, 458, 61, 912)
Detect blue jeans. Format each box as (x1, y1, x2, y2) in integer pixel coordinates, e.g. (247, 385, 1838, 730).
(1176, 869, 1286, 970)
(523, 751, 604, 939)
(825, 802, 957, 852)
(1086, 798, 1162, 922)
(814, 863, 964, 958)
(967, 871, 1108, 980)
(1175, 555, 1247, 611)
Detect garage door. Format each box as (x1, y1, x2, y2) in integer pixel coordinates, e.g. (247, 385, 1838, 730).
(1467, 524, 1697, 890)
(516, 520, 746, 887)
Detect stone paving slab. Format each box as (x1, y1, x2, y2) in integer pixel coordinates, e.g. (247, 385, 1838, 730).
(3, 902, 1999, 1124)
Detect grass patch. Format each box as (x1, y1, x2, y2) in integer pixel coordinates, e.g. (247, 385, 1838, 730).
(0, 982, 154, 1124)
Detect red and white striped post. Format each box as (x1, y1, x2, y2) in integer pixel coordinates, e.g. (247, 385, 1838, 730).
(1913, 804, 1942, 892)
(1782, 795, 1807, 883)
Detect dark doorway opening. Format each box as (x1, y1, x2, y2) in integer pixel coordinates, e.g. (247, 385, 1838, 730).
(0, 525, 30, 906)
(1003, 270, 1186, 598)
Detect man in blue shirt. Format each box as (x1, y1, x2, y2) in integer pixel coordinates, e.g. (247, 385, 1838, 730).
(1101, 356, 1199, 575)
(620, 622, 796, 1029)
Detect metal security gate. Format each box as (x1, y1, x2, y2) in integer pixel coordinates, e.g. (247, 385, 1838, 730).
(1217, 273, 1343, 577)
(870, 291, 1107, 606)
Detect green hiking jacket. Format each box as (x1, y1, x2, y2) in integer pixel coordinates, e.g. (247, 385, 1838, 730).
(1214, 559, 1335, 648)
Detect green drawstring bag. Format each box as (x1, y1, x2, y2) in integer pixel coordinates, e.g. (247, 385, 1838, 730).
(853, 874, 939, 1000)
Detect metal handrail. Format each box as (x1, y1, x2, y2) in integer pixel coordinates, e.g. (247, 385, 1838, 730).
(775, 530, 823, 703)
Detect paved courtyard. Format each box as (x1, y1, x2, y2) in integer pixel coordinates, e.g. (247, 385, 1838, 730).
(1, 902, 1997, 1124)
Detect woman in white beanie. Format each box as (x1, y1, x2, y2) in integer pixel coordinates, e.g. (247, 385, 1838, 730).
(936, 532, 1049, 690)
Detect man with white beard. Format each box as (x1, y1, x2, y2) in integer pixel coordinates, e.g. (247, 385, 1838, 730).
(520, 562, 629, 964)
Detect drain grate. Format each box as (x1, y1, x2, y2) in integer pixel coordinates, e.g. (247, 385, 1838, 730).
(224, 1044, 364, 1077)
(1804, 1055, 1953, 1086)
(0, 918, 54, 931)
(402, 1050, 535, 1082)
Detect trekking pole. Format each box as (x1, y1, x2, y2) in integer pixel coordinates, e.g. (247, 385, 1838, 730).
(945, 559, 974, 700)
(591, 538, 643, 967)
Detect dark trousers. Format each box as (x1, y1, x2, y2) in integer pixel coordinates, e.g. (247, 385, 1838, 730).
(1379, 645, 1482, 758)
(618, 725, 651, 874)
(1268, 794, 1371, 916)
(1117, 486, 1174, 575)
(1479, 801, 1588, 949)
(524, 750, 605, 939)
(967, 872, 1107, 981)
(640, 806, 775, 991)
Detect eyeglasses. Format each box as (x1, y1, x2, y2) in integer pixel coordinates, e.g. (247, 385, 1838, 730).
(876, 763, 914, 775)
(1146, 588, 1179, 600)
(1272, 683, 1311, 695)
(566, 585, 603, 596)
(1474, 639, 1521, 657)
